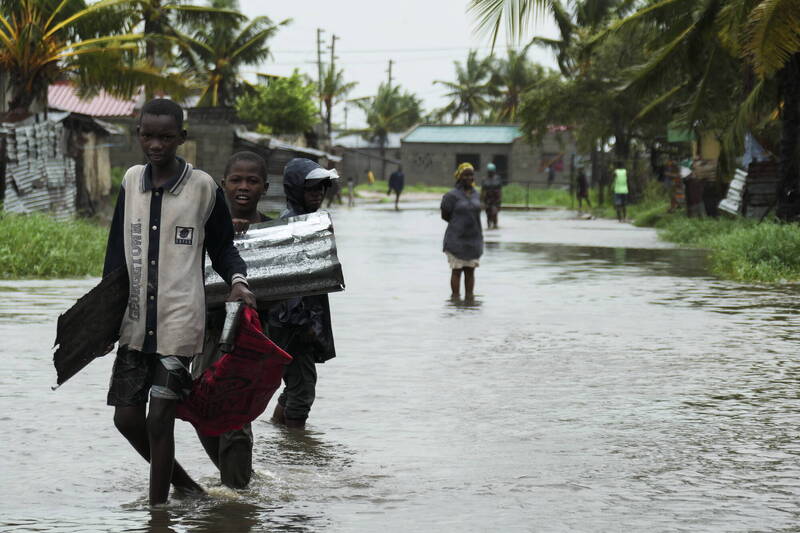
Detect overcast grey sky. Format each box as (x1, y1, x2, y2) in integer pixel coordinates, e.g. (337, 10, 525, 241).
(237, 0, 558, 128)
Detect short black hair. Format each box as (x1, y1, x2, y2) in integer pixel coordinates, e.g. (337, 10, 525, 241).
(139, 98, 184, 129)
(224, 151, 268, 181)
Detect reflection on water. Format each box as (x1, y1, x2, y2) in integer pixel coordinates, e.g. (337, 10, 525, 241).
(445, 295, 482, 312)
(3, 207, 800, 531)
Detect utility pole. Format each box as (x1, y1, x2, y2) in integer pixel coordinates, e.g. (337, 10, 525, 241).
(387, 59, 394, 88)
(316, 28, 325, 116)
(329, 34, 338, 70)
(326, 34, 338, 138)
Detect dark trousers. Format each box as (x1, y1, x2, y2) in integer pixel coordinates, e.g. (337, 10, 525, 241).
(277, 350, 317, 421)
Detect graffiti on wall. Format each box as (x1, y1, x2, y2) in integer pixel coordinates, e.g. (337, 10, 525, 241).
(409, 152, 434, 171)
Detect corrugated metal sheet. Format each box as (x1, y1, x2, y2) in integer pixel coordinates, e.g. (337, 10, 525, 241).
(205, 211, 345, 307)
(403, 125, 523, 144)
(718, 169, 747, 216)
(48, 82, 138, 117)
(2, 117, 76, 219)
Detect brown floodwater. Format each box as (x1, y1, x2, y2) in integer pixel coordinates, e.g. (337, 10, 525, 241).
(2, 204, 799, 532)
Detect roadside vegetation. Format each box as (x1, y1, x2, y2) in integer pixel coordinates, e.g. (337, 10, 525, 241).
(0, 213, 107, 278)
(354, 180, 449, 196)
(595, 184, 800, 283)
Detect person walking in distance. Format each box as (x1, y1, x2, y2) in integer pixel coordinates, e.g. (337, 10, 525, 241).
(387, 165, 405, 210)
(613, 161, 629, 222)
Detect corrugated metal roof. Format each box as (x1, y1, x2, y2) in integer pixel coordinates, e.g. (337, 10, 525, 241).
(234, 127, 342, 162)
(48, 82, 139, 117)
(403, 125, 523, 144)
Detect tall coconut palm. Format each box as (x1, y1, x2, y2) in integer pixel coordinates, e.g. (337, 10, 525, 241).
(488, 45, 542, 122)
(319, 64, 357, 138)
(352, 83, 422, 179)
(126, 0, 245, 69)
(434, 50, 493, 124)
(0, 0, 169, 114)
(179, 0, 287, 107)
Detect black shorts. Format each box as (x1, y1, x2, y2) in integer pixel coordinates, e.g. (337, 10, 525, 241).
(107, 345, 193, 406)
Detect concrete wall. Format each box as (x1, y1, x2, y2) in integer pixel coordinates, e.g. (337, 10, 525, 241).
(510, 132, 577, 187)
(336, 146, 401, 185)
(401, 142, 513, 186)
(400, 132, 578, 187)
(107, 111, 236, 182)
(107, 117, 146, 171)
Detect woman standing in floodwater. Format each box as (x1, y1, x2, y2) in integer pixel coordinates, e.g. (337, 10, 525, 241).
(441, 162, 483, 299)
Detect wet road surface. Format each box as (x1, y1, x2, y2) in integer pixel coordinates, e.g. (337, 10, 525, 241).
(2, 205, 800, 532)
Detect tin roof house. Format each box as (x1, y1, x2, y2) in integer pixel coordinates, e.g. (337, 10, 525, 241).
(0, 82, 130, 218)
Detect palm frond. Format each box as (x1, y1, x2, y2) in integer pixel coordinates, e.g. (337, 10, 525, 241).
(46, 0, 133, 38)
(633, 81, 689, 121)
(589, 0, 686, 46)
(743, 0, 800, 76)
(468, 0, 551, 49)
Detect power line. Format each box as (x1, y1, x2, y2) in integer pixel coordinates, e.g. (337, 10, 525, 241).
(272, 44, 512, 55)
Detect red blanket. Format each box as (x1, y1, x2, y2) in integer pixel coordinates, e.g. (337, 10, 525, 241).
(176, 306, 292, 436)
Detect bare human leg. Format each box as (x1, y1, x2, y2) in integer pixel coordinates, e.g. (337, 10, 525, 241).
(114, 405, 203, 500)
(147, 397, 179, 505)
(463, 267, 475, 299)
(450, 269, 462, 297)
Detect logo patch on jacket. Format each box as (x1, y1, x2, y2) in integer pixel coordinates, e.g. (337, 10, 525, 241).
(175, 226, 194, 245)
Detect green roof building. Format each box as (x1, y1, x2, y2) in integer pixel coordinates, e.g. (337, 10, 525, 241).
(400, 124, 576, 187)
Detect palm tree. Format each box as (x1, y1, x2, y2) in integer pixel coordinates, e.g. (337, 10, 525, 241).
(468, 0, 552, 49)
(127, 0, 245, 69)
(488, 45, 541, 122)
(434, 50, 493, 124)
(0, 0, 167, 114)
(605, 0, 800, 218)
(352, 83, 422, 179)
(178, 0, 288, 107)
(319, 65, 357, 139)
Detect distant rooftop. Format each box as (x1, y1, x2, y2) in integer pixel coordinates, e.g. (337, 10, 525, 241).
(403, 124, 523, 144)
(48, 82, 141, 117)
(331, 131, 403, 149)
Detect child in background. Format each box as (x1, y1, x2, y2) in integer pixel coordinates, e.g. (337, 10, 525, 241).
(270, 158, 339, 429)
(192, 151, 272, 488)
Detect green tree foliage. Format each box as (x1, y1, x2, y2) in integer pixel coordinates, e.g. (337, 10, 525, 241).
(126, 0, 245, 68)
(605, 0, 800, 217)
(468, 0, 552, 48)
(319, 64, 357, 138)
(434, 50, 493, 124)
(178, 0, 286, 107)
(0, 0, 166, 114)
(235, 70, 318, 135)
(353, 82, 422, 178)
(488, 45, 546, 122)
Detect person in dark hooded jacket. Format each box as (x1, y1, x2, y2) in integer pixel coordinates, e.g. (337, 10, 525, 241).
(269, 158, 339, 428)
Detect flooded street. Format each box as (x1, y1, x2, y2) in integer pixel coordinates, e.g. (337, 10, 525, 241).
(2, 204, 800, 532)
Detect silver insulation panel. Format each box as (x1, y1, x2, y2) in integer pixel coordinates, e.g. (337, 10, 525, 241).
(204, 211, 345, 307)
